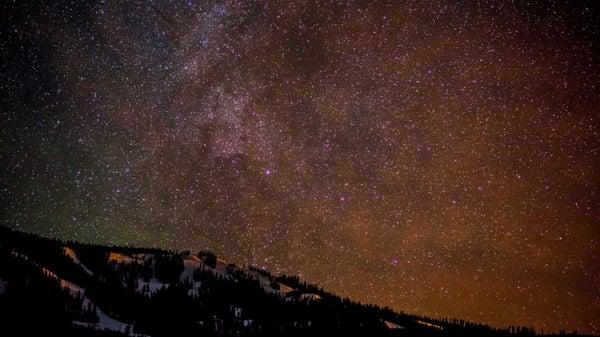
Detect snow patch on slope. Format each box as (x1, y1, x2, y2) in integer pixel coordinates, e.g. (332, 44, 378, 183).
(299, 293, 321, 302)
(180, 256, 201, 281)
(246, 269, 275, 292)
(416, 319, 443, 330)
(136, 278, 169, 297)
(43, 268, 139, 334)
(108, 252, 134, 264)
(64, 247, 94, 275)
(108, 252, 154, 265)
(210, 258, 231, 278)
(74, 308, 139, 335)
(245, 268, 301, 297)
(182, 253, 300, 298)
(187, 281, 202, 297)
(43, 267, 140, 334)
(278, 282, 295, 293)
(180, 256, 204, 296)
(383, 320, 404, 330)
(11, 249, 145, 336)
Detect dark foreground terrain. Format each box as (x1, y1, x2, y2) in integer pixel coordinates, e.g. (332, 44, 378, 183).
(0, 226, 590, 337)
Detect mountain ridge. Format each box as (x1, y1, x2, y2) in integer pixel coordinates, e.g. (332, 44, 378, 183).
(0, 226, 591, 337)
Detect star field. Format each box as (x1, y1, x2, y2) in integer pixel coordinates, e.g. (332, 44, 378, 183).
(1, 0, 599, 334)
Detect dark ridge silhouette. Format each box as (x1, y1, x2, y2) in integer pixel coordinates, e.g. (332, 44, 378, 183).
(0, 226, 591, 337)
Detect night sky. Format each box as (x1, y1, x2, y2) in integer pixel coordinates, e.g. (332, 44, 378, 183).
(1, 0, 599, 334)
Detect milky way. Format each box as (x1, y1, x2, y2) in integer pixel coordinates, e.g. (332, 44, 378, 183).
(1, 0, 599, 333)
